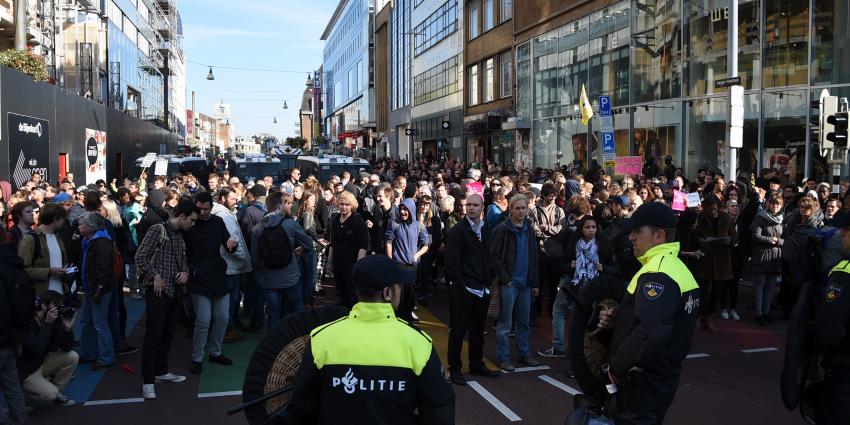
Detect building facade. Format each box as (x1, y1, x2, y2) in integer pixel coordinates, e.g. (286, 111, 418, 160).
(409, 0, 465, 161)
(321, 0, 376, 158)
(464, 0, 515, 166)
(515, 0, 850, 182)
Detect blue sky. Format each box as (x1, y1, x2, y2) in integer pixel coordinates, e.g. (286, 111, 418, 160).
(181, 0, 338, 140)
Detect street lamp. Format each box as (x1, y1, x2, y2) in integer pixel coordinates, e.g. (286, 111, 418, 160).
(206, 67, 215, 80)
(273, 117, 277, 124)
(283, 101, 288, 110)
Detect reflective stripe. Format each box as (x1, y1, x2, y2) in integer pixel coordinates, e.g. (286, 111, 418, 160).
(310, 303, 433, 376)
(627, 242, 699, 296)
(829, 260, 850, 277)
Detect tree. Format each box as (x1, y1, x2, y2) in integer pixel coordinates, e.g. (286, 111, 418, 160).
(285, 136, 307, 150)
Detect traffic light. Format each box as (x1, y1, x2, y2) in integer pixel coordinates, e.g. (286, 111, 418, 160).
(827, 111, 849, 148)
(820, 95, 838, 149)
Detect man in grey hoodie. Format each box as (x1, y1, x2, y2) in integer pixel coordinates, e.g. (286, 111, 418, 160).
(251, 192, 314, 329)
(211, 187, 252, 341)
(385, 198, 429, 322)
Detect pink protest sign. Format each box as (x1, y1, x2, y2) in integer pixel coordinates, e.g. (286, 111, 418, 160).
(465, 181, 483, 195)
(615, 156, 643, 175)
(672, 190, 686, 211)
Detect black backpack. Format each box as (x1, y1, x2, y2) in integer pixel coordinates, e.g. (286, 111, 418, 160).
(259, 220, 293, 269)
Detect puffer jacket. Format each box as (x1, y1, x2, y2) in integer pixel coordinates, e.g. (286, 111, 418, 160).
(750, 213, 784, 273)
(212, 202, 252, 275)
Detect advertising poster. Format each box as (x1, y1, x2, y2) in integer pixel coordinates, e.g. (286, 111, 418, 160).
(85, 129, 107, 184)
(614, 156, 643, 176)
(8, 113, 49, 189)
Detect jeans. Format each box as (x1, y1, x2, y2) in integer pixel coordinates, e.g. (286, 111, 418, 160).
(126, 263, 140, 294)
(191, 293, 229, 362)
(298, 249, 317, 305)
(264, 286, 303, 330)
(243, 272, 265, 330)
(753, 272, 779, 316)
(0, 347, 26, 425)
(142, 293, 181, 384)
(551, 287, 571, 352)
(79, 292, 115, 365)
(496, 284, 532, 363)
(109, 281, 126, 350)
(226, 274, 242, 329)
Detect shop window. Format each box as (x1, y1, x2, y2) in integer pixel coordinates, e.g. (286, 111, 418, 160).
(811, 0, 850, 86)
(762, 90, 807, 184)
(763, 0, 809, 88)
(632, 0, 682, 103)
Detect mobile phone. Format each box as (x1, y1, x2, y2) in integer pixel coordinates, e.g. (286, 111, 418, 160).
(65, 266, 78, 274)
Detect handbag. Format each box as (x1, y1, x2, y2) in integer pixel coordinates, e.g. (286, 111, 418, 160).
(542, 236, 564, 258)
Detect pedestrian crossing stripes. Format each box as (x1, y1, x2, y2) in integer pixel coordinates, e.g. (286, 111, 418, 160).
(467, 381, 522, 422)
(538, 375, 581, 396)
(741, 347, 779, 354)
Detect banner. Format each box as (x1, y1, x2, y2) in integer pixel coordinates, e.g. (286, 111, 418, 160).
(7, 113, 49, 189)
(614, 156, 643, 176)
(465, 181, 483, 196)
(672, 190, 687, 211)
(85, 129, 107, 184)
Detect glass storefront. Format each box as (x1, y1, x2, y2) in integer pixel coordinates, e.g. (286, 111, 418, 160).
(523, 0, 850, 183)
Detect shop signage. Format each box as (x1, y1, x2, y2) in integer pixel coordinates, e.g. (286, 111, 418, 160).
(85, 128, 107, 184)
(711, 7, 729, 23)
(599, 96, 616, 166)
(614, 156, 642, 175)
(8, 113, 49, 189)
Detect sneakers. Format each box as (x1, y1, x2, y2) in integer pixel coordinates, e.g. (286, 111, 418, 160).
(719, 309, 730, 320)
(54, 393, 76, 407)
(519, 357, 540, 367)
(209, 354, 233, 366)
(142, 384, 156, 400)
(499, 362, 515, 372)
(729, 310, 741, 321)
(538, 346, 566, 358)
(155, 372, 187, 383)
(116, 344, 139, 356)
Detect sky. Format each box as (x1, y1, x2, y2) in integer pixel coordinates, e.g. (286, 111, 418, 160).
(181, 0, 338, 141)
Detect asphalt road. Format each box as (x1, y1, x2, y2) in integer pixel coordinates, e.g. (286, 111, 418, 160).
(29, 283, 804, 425)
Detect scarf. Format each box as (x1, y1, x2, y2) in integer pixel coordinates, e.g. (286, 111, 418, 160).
(572, 238, 600, 286)
(757, 208, 783, 225)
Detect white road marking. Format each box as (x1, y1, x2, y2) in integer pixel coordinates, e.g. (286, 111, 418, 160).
(538, 375, 581, 396)
(510, 365, 551, 373)
(197, 390, 243, 398)
(84, 397, 145, 406)
(467, 381, 522, 422)
(686, 353, 710, 359)
(741, 347, 779, 354)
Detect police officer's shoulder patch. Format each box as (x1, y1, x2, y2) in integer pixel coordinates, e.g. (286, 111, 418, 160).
(826, 284, 843, 303)
(643, 282, 664, 300)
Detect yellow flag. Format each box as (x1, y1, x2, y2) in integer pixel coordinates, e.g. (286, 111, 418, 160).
(579, 84, 593, 126)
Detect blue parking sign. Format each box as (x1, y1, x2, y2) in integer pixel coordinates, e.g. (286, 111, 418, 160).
(599, 96, 612, 116)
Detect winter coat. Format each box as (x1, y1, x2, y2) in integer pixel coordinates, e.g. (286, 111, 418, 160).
(251, 213, 314, 289)
(695, 212, 737, 281)
(212, 202, 252, 275)
(489, 218, 540, 289)
(81, 230, 114, 297)
(184, 215, 231, 298)
(750, 214, 785, 273)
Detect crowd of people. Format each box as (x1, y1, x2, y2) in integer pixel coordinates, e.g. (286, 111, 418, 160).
(1, 154, 849, 423)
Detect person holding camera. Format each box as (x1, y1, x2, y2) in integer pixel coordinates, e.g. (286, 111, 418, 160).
(18, 203, 69, 297)
(76, 212, 115, 371)
(18, 291, 78, 407)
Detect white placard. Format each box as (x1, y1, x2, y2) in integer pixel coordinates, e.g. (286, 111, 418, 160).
(153, 159, 168, 176)
(686, 192, 701, 207)
(140, 153, 157, 168)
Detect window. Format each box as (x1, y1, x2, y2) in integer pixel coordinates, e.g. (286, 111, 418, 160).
(348, 66, 357, 98)
(500, 0, 511, 23)
(334, 80, 343, 105)
(123, 17, 137, 46)
(500, 50, 512, 97)
(483, 0, 494, 31)
(469, 0, 479, 39)
(138, 1, 149, 23)
(469, 64, 479, 105)
(392, 0, 410, 109)
(413, 55, 461, 105)
(484, 58, 495, 102)
(413, 0, 458, 56)
(107, 1, 122, 28)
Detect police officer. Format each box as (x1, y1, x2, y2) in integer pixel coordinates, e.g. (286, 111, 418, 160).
(280, 255, 455, 425)
(811, 213, 850, 425)
(598, 202, 700, 424)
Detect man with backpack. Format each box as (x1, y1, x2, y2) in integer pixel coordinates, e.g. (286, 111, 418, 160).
(250, 191, 314, 329)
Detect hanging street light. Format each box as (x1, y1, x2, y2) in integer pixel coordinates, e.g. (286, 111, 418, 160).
(225, 118, 230, 125)
(206, 67, 215, 80)
(283, 101, 288, 110)
(273, 117, 277, 124)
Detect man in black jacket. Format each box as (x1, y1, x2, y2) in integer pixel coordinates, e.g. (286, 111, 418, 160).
(19, 291, 77, 407)
(184, 192, 238, 374)
(0, 242, 36, 424)
(444, 193, 501, 384)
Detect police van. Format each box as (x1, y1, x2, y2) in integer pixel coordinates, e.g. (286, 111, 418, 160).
(129, 154, 209, 183)
(227, 154, 284, 186)
(295, 155, 373, 183)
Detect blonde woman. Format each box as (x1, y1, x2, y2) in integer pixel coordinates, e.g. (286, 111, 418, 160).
(98, 199, 135, 356)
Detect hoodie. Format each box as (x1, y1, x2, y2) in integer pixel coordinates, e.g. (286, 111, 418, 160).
(250, 212, 314, 289)
(138, 189, 170, 243)
(384, 199, 429, 266)
(211, 202, 253, 275)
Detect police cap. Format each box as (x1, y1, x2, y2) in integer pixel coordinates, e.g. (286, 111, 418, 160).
(352, 255, 416, 293)
(620, 201, 677, 231)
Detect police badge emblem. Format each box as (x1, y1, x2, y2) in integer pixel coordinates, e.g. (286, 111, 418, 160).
(826, 284, 842, 303)
(643, 282, 664, 300)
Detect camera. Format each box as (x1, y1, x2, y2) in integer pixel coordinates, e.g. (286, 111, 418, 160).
(58, 305, 75, 319)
